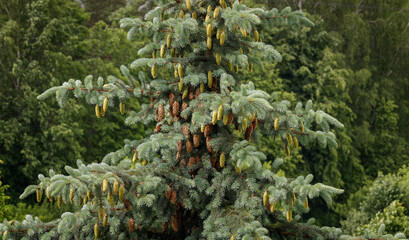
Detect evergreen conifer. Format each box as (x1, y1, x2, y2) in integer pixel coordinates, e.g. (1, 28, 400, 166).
(1, 1, 406, 239)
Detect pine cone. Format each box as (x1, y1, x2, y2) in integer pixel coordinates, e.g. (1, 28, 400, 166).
(206, 137, 213, 152)
(169, 104, 174, 117)
(204, 124, 213, 137)
(193, 134, 200, 147)
(210, 155, 216, 167)
(128, 218, 135, 232)
(154, 124, 162, 133)
(186, 140, 193, 153)
(169, 93, 175, 106)
(182, 102, 188, 111)
(124, 199, 131, 211)
(165, 186, 172, 199)
(187, 157, 196, 167)
(176, 141, 183, 153)
(182, 125, 190, 138)
(171, 191, 177, 204)
(194, 87, 201, 99)
(188, 88, 194, 100)
(252, 118, 258, 129)
(150, 97, 155, 107)
(211, 77, 218, 90)
(182, 102, 189, 120)
(227, 112, 234, 125)
(172, 101, 180, 116)
(170, 215, 179, 232)
(244, 124, 254, 141)
(157, 105, 165, 121)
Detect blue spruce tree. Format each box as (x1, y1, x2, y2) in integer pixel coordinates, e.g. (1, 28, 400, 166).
(1, 0, 406, 239)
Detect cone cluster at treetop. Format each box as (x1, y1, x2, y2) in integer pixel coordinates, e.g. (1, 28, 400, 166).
(1, 0, 406, 239)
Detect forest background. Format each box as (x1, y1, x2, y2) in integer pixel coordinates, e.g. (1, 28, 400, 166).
(1, 0, 409, 236)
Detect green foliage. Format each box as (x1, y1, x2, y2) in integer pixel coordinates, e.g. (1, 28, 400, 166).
(341, 166, 409, 236)
(0, 0, 144, 202)
(0, 161, 11, 221)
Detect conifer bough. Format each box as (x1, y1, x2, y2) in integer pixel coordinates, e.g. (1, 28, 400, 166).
(5, 1, 401, 240)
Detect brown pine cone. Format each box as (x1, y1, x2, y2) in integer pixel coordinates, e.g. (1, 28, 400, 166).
(188, 88, 194, 100)
(170, 215, 179, 232)
(204, 124, 213, 137)
(187, 157, 196, 167)
(176, 141, 183, 152)
(165, 186, 172, 199)
(186, 140, 193, 153)
(206, 137, 213, 152)
(210, 155, 216, 167)
(154, 124, 162, 133)
(194, 88, 201, 99)
(169, 104, 174, 117)
(169, 93, 175, 106)
(182, 125, 190, 138)
(182, 102, 188, 111)
(157, 105, 165, 121)
(171, 191, 177, 204)
(252, 118, 258, 129)
(128, 218, 135, 232)
(227, 112, 234, 125)
(124, 199, 131, 211)
(172, 101, 180, 116)
(193, 134, 200, 147)
(244, 124, 254, 141)
(211, 77, 218, 91)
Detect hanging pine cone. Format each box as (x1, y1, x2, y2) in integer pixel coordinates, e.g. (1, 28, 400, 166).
(244, 124, 254, 141)
(150, 97, 155, 107)
(128, 218, 135, 232)
(227, 112, 234, 125)
(157, 105, 165, 122)
(186, 140, 193, 153)
(171, 191, 177, 204)
(176, 141, 183, 153)
(206, 137, 213, 152)
(210, 155, 216, 167)
(176, 152, 181, 160)
(204, 124, 213, 137)
(188, 88, 194, 100)
(169, 104, 174, 117)
(172, 101, 180, 116)
(252, 118, 258, 129)
(169, 93, 175, 106)
(187, 157, 196, 167)
(154, 124, 162, 133)
(170, 215, 179, 232)
(194, 88, 201, 99)
(193, 134, 200, 147)
(124, 199, 131, 211)
(182, 125, 190, 138)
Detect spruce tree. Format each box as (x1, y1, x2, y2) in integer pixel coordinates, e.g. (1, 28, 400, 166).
(2, 0, 403, 239)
